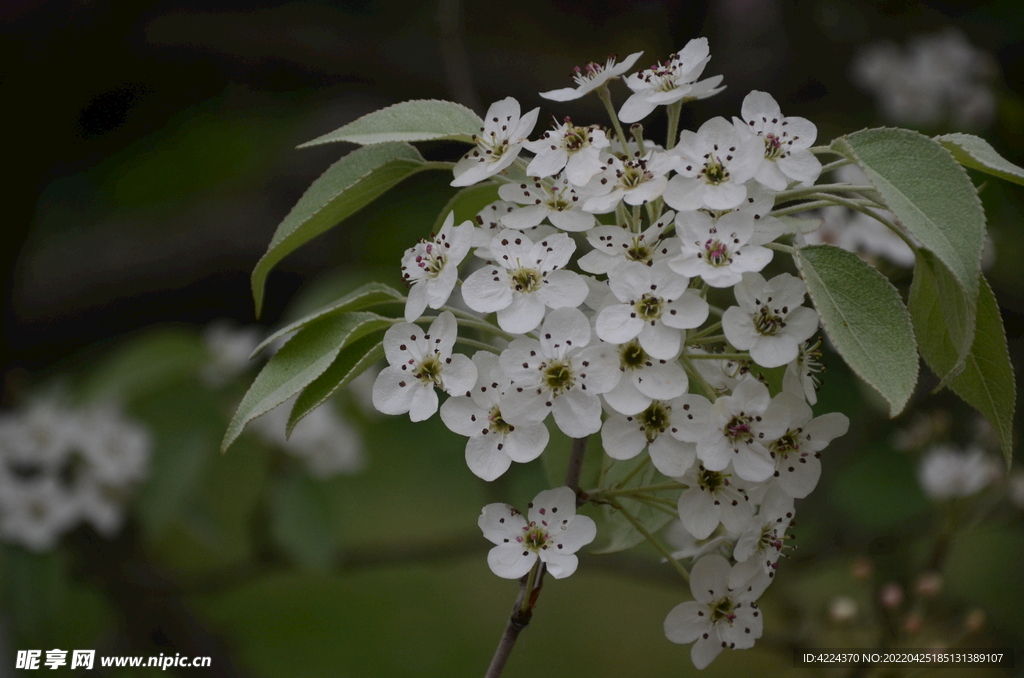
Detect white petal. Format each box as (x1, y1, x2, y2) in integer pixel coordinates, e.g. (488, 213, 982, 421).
(487, 543, 537, 579)
(537, 270, 589, 309)
(650, 436, 696, 476)
(596, 305, 643, 344)
(439, 397, 487, 437)
(372, 367, 418, 415)
(540, 307, 591, 356)
(552, 389, 602, 438)
(662, 176, 706, 211)
(462, 267, 513, 313)
(442, 353, 478, 396)
(664, 601, 711, 644)
(466, 436, 513, 481)
(407, 386, 439, 422)
(551, 514, 597, 553)
(677, 488, 720, 540)
(497, 293, 546, 334)
(639, 322, 682, 360)
(540, 552, 579, 579)
(404, 283, 429, 322)
(601, 415, 647, 460)
(479, 502, 527, 543)
(504, 423, 549, 463)
(634, 361, 688, 400)
(690, 553, 732, 601)
(603, 377, 653, 416)
(529, 486, 578, 524)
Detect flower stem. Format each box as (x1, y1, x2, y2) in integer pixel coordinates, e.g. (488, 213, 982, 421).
(765, 242, 797, 255)
(820, 157, 852, 174)
(597, 83, 629, 156)
(769, 200, 835, 218)
(807, 193, 919, 252)
(596, 480, 686, 497)
(565, 436, 589, 497)
(607, 498, 690, 582)
(484, 570, 535, 678)
(687, 321, 722, 341)
(455, 337, 501, 354)
(666, 101, 682, 150)
(687, 352, 748, 360)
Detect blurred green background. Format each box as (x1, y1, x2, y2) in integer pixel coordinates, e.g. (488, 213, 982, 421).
(3, 0, 1024, 676)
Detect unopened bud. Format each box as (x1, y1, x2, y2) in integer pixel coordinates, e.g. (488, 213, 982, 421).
(828, 596, 858, 624)
(880, 583, 904, 609)
(915, 571, 943, 597)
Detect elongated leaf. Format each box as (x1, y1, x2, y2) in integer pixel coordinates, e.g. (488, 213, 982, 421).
(252, 143, 426, 317)
(797, 245, 919, 416)
(831, 128, 985, 315)
(222, 312, 395, 451)
(298, 100, 483, 147)
(908, 252, 975, 387)
(592, 457, 676, 554)
(288, 332, 385, 435)
(252, 283, 404, 358)
(430, 182, 500, 232)
(936, 133, 1024, 186)
(911, 272, 1015, 465)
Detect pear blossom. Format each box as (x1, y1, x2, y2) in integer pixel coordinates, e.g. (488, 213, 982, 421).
(497, 175, 595, 232)
(471, 201, 555, 258)
(578, 210, 679, 275)
(602, 338, 689, 416)
(582, 151, 674, 214)
(723, 272, 819, 368)
(619, 38, 725, 123)
(462, 231, 588, 334)
(372, 312, 477, 422)
(452, 97, 539, 187)
(201, 321, 263, 386)
(601, 398, 697, 477)
(687, 347, 754, 396)
(917, 445, 1001, 500)
(498, 308, 620, 438)
(0, 476, 78, 552)
(596, 261, 709, 360)
(540, 51, 643, 102)
(440, 352, 550, 481)
(664, 117, 763, 211)
(664, 554, 767, 669)
(730, 485, 795, 586)
(479, 487, 597, 579)
(674, 461, 756, 540)
(736, 90, 821, 190)
(669, 210, 773, 288)
(765, 391, 849, 498)
(673, 379, 787, 482)
(523, 118, 609, 185)
(400, 211, 475, 322)
(254, 395, 365, 478)
(782, 340, 824, 405)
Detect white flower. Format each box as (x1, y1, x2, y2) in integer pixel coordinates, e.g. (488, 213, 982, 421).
(400, 211, 475, 322)
(669, 210, 773, 288)
(687, 347, 754, 396)
(254, 395, 365, 478)
(452, 97, 539, 187)
(664, 554, 767, 669)
(497, 175, 595, 232)
(664, 117, 763, 211)
(805, 205, 915, 267)
(603, 338, 689, 416)
(201, 321, 263, 386)
(673, 380, 786, 482)
(736, 91, 821, 190)
(0, 476, 78, 552)
(722, 272, 819, 368)
(582, 151, 674, 213)
(782, 340, 824, 406)
(498, 308, 620, 438)
(619, 39, 725, 123)
(471, 201, 555, 258)
(578, 210, 679, 275)
(596, 261, 709, 360)
(765, 391, 849, 498)
(440, 352, 550, 481)
(523, 119, 610, 185)
(540, 51, 644, 102)
(601, 398, 697, 477)
(731, 485, 794, 586)
(372, 312, 477, 421)
(674, 461, 756, 539)
(479, 487, 597, 579)
(462, 230, 588, 334)
(918, 445, 1001, 500)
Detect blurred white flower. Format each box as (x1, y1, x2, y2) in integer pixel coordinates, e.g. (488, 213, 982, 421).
(253, 396, 365, 479)
(851, 28, 998, 129)
(917, 445, 1001, 500)
(202, 321, 263, 387)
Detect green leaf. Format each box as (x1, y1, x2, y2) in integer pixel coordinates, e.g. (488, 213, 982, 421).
(591, 457, 676, 555)
(936, 133, 1024, 186)
(911, 272, 1015, 466)
(288, 332, 385, 435)
(252, 142, 428, 317)
(251, 282, 404, 358)
(298, 100, 483, 147)
(222, 312, 395, 452)
(908, 252, 976, 387)
(269, 471, 337, 571)
(430, 182, 500, 232)
(831, 128, 985, 316)
(796, 245, 919, 417)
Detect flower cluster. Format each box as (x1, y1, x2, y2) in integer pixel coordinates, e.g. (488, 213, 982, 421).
(0, 397, 150, 552)
(371, 38, 850, 668)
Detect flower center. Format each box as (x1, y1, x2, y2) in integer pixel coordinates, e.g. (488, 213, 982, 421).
(624, 236, 653, 264)
(638, 401, 671, 443)
(702, 239, 732, 267)
(770, 429, 802, 457)
(563, 122, 590, 152)
(709, 596, 738, 624)
(763, 133, 785, 160)
(488, 406, 513, 435)
(753, 305, 786, 335)
(724, 413, 755, 445)
(414, 355, 444, 387)
(475, 132, 510, 162)
(411, 242, 446, 279)
(519, 523, 551, 551)
(617, 159, 652, 189)
(619, 339, 650, 371)
(510, 267, 543, 293)
(697, 465, 727, 491)
(634, 293, 664, 321)
(543, 360, 575, 395)
(702, 157, 729, 185)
